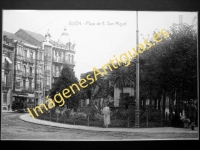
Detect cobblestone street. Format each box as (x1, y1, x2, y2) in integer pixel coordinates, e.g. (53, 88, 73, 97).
(1, 112, 198, 140)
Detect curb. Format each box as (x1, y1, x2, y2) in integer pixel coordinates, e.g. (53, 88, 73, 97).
(19, 114, 198, 133)
(2, 111, 16, 113)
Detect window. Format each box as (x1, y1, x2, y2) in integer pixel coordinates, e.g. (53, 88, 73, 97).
(40, 82, 42, 90)
(30, 51, 33, 59)
(56, 66, 59, 76)
(72, 55, 74, 63)
(24, 50, 27, 58)
(17, 47, 21, 55)
(53, 65, 55, 73)
(37, 83, 40, 90)
(29, 81, 32, 90)
(17, 62, 21, 70)
(5, 74, 7, 85)
(47, 77, 50, 86)
(65, 53, 68, 62)
(3, 93, 7, 104)
(68, 54, 70, 63)
(2, 54, 5, 64)
(39, 52, 43, 60)
(47, 65, 50, 70)
(48, 47, 51, 57)
(30, 67, 32, 75)
(23, 80, 26, 89)
(16, 81, 20, 88)
(44, 65, 47, 72)
(24, 66, 26, 74)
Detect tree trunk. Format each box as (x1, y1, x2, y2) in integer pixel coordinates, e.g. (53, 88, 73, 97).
(87, 115, 89, 126)
(163, 91, 166, 120)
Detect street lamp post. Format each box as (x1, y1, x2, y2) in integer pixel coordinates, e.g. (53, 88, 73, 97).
(134, 11, 140, 127)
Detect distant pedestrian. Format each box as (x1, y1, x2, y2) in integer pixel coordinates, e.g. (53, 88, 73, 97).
(102, 103, 111, 128)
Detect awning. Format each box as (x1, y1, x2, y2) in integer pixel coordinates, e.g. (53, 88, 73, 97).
(5, 57, 12, 64)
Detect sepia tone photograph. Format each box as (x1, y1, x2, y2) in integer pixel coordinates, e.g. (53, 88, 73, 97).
(1, 10, 198, 140)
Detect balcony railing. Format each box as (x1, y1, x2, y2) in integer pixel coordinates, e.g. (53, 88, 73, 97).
(15, 85, 22, 89)
(27, 88, 34, 93)
(53, 58, 63, 63)
(64, 60, 76, 65)
(37, 59, 44, 64)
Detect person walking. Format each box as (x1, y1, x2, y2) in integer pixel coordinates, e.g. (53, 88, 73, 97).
(102, 103, 111, 128)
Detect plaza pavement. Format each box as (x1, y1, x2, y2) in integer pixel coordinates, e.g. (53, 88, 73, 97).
(18, 113, 199, 133)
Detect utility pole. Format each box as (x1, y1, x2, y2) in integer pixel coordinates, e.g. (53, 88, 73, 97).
(135, 11, 140, 127)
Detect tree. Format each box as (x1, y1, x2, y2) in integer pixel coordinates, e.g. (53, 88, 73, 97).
(138, 16, 197, 123)
(49, 64, 79, 109)
(109, 62, 135, 107)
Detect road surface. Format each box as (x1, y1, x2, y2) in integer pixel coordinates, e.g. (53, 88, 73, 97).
(1, 112, 198, 140)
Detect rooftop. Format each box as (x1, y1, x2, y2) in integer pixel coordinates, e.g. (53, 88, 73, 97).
(3, 31, 32, 45)
(18, 28, 46, 42)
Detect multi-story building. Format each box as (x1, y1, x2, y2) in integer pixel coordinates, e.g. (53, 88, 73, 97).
(2, 31, 44, 110)
(2, 32, 15, 111)
(16, 27, 76, 103)
(2, 27, 76, 110)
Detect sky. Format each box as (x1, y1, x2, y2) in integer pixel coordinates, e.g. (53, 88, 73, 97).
(3, 10, 197, 79)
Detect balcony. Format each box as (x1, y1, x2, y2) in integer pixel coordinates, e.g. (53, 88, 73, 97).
(37, 59, 44, 64)
(27, 88, 34, 94)
(53, 58, 63, 64)
(15, 85, 22, 90)
(64, 60, 76, 66)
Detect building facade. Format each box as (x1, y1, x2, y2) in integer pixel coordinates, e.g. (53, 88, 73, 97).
(15, 27, 76, 103)
(2, 27, 76, 110)
(2, 31, 45, 109)
(2, 34, 15, 111)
